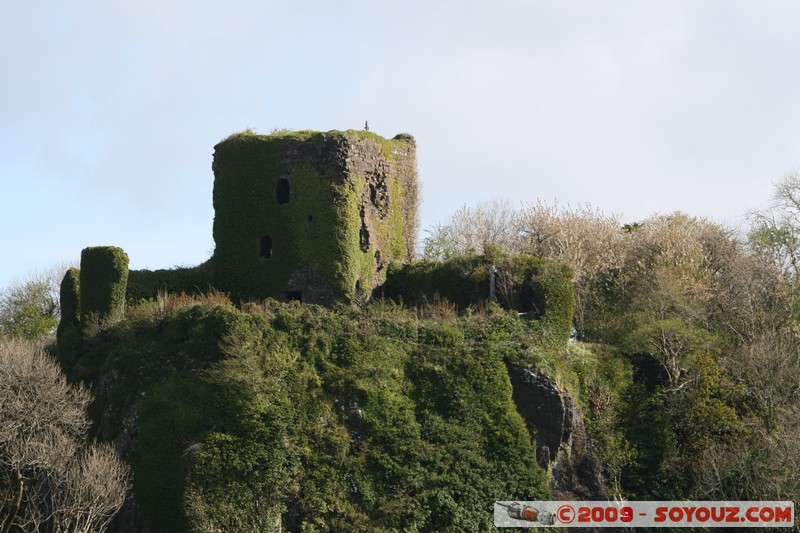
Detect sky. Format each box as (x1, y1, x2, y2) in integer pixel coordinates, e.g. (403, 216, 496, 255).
(2, 1, 800, 288)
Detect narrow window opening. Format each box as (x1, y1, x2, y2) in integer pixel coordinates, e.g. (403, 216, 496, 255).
(355, 280, 363, 299)
(276, 178, 290, 204)
(360, 223, 370, 252)
(285, 290, 302, 302)
(259, 235, 273, 259)
(369, 183, 378, 206)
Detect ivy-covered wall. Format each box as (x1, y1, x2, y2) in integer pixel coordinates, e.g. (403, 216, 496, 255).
(211, 130, 418, 303)
(382, 253, 574, 349)
(79, 246, 129, 324)
(126, 262, 213, 302)
(56, 267, 82, 362)
(59, 267, 81, 325)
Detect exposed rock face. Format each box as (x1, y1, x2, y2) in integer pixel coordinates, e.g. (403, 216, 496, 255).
(506, 363, 604, 500)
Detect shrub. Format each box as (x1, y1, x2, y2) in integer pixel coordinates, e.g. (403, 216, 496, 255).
(0, 338, 129, 531)
(77, 300, 551, 531)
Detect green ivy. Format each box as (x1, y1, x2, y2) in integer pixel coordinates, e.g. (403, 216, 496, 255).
(382, 253, 574, 350)
(56, 267, 81, 363)
(211, 130, 416, 303)
(74, 300, 550, 532)
(79, 246, 129, 324)
(126, 262, 213, 302)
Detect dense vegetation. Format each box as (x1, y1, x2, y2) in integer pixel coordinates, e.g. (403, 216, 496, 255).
(382, 251, 574, 353)
(425, 190, 800, 510)
(3, 173, 800, 531)
(65, 296, 567, 532)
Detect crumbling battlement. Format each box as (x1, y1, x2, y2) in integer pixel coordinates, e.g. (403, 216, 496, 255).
(211, 129, 418, 304)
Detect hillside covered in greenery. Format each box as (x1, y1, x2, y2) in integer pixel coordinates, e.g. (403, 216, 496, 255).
(4, 175, 800, 532)
(66, 293, 566, 532)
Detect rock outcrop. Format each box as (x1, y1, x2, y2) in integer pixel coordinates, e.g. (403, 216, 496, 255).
(506, 363, 604, 500)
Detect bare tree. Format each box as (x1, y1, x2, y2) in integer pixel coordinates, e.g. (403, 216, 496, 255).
(422, 198, 519, 260)
(723, 329, 800, 433)
(50, 444, 130, 533)
(0, 338, 129, 532)
(696, 328, 800, 503)
(748, 171, 800, 315)
(515, 201, 624, 338)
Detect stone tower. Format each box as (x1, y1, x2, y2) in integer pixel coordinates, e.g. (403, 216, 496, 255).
(211, 129, 418, 305)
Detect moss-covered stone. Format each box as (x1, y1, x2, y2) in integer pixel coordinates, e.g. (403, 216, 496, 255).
(211, 130, 418, 304)
(56, 267, 82, 361)
(59, 267, 81, 325)
(382, 253, 574, 349)
(80, 246, 129, 324)
(126, 262, 214, 302)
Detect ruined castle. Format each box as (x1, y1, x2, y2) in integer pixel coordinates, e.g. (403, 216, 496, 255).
(59, 130, 420, 330)
(210, 129, 418, 305)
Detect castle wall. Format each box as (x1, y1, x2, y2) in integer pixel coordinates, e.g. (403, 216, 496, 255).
(80, 246, 129, 324)
(211, 130, 417, 304)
